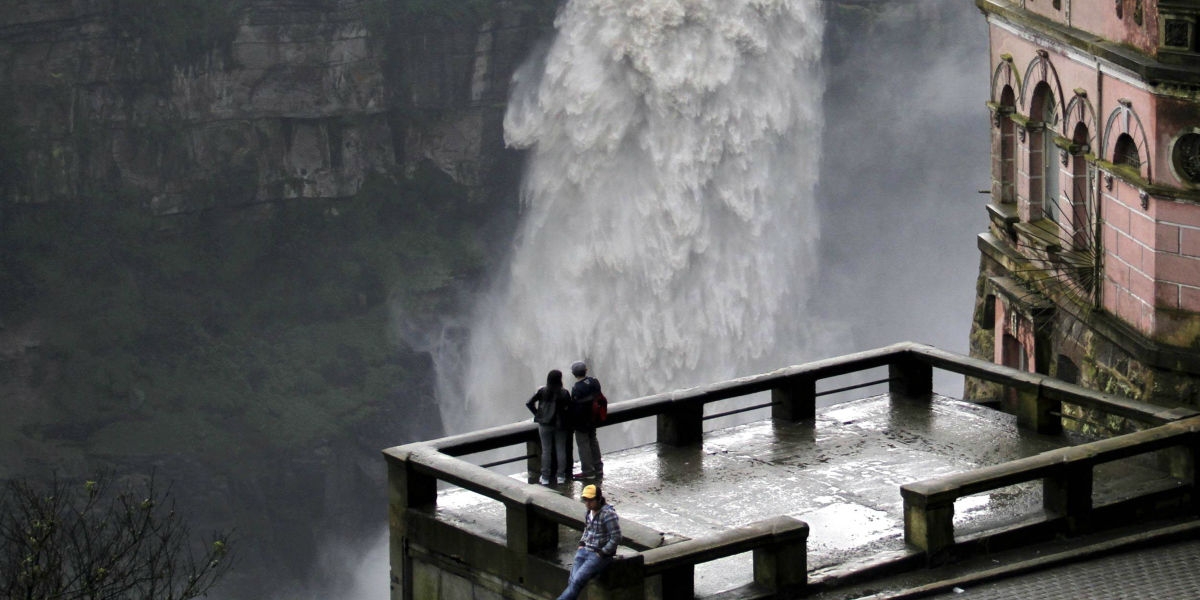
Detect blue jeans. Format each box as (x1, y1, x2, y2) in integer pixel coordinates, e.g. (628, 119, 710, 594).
(539, 424, 570, 482)
(557, 547, 612, 600)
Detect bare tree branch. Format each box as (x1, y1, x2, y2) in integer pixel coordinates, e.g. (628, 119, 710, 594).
(0, 473, 233, 600)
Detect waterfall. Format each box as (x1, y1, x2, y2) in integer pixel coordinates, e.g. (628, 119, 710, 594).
(440, 0, 830, 435)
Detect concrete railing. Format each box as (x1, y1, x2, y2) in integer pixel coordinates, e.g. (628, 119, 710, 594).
(901, 415, 1200, 556)
(386, 443, 809, 599)
(386, 342, 1200, 599)
(905, 344, 1197, 433)
(638, 516, 809, 600)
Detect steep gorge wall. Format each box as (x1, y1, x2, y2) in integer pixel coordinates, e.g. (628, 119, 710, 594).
(0, 1, 554, 597)
(0, 0, 547, 210)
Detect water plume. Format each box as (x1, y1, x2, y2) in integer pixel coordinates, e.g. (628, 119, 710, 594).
(442, 0, 831, 434)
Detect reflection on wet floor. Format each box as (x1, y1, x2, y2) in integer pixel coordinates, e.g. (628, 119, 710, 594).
(435, 393, 1180, 596)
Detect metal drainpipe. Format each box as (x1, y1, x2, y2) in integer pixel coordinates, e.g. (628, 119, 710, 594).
(1093, 54, 1105, 310)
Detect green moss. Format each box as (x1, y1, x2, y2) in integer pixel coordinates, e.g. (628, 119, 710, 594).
(1155, 312, 1200, 348)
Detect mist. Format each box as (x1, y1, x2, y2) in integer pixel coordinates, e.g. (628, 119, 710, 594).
(439, 0, 832, 438)
(815, 0, 990, 358)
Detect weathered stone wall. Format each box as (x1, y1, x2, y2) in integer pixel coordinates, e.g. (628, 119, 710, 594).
(968, 245, 1200, 432)
(411, 550, 547, 600)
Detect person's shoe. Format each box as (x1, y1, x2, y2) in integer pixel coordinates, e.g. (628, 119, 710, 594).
(538, 475, 551, 485)
(572, 472, 595, 480)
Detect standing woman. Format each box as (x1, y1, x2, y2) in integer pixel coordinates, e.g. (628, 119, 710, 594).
(526, 369, 572, 485)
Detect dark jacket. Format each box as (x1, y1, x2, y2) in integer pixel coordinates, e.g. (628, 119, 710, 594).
(569, 376, 602, 430)
(527, 386, 570, 427)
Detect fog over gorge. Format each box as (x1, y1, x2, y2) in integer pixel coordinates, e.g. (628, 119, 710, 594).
(0, 1, 988, 599)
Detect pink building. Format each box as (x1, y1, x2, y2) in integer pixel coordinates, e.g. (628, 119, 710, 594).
(969, 0, 1200, 416)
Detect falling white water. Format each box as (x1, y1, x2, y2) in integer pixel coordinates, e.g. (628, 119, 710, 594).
(441, 0, 830, 435)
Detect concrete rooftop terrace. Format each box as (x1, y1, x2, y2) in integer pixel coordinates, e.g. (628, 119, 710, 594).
(432, 394, 1173, 596)
(385, 344, 1200, 599)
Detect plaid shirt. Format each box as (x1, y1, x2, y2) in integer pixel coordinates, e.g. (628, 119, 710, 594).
(579, 503, 621, 556)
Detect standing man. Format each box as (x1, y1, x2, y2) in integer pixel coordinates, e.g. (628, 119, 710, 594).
(557, 484, 620, 600)
(569, 360, 603, 479)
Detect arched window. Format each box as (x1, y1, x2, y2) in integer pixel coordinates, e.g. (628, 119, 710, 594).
(1062, 94, 1098, 286)
(1114, 133, 1142, 169)
(1000, 85, 1017, 203)
(1103, 104, 1150, 181)
(1070, 122, 1092, 251)
(1029, 82, 1061, 224)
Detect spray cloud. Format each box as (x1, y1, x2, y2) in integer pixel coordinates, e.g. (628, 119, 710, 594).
(441, 0, 831, 434)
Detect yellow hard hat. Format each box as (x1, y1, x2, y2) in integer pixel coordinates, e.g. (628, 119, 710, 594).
(580, 484, 598, 499)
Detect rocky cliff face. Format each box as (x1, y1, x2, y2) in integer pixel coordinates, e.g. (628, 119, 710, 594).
(0, 1, 554, 597)
(0, 0, 549, 210)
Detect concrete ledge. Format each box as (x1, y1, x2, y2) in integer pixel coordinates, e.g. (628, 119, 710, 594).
(867, 519, 1200, 600)
(641, 516, 808, 575)
(901, 416, 1200, 554)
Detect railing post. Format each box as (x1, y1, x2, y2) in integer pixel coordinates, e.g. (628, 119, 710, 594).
(1043, 462, 1093, 533)
(386, 448, 438, 600)
(1016, 384, 1062, 435)
(772, 376, 816, 422)
(653, 566, 694, 600)
(594, 553, 646, 600)
(753, 520, 809, 594)
(1162, 430, 1197, 496)
(901, 486, 954, 557)
(1189, 432, 1200, 516)
(506, 494, 558, 556)
(658, 401, 704, 446)
(889, 353, 933, 398)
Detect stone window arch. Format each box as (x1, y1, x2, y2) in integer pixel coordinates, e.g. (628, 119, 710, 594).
(1062, 92, 1098, 146)
(1103, 103, 1151, 181)
(1021, 53, 1065, 124)
(990, 56, 1023, 107)
(995, 85, 1019, 204)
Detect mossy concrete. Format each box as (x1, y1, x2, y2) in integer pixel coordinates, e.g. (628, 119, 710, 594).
(968, 233, 1200, 416)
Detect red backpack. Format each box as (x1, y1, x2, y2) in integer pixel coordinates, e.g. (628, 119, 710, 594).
(591, 391, 608, 424)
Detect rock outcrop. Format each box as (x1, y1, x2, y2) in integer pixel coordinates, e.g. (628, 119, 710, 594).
(0, 1, 555, 597)
(0, 0, 552, 211)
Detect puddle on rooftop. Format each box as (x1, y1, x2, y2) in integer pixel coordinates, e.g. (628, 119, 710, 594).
(800, 502, 894, 550)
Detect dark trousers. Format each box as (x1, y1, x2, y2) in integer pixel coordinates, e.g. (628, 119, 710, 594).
(574, 428, 602, 476)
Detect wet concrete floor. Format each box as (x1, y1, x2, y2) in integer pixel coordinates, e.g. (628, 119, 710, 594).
(434, 393, 1179, 596)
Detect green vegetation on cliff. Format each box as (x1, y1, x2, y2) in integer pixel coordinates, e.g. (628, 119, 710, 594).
(0, 163, 485, 458)
(110, 0, 244, 75)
